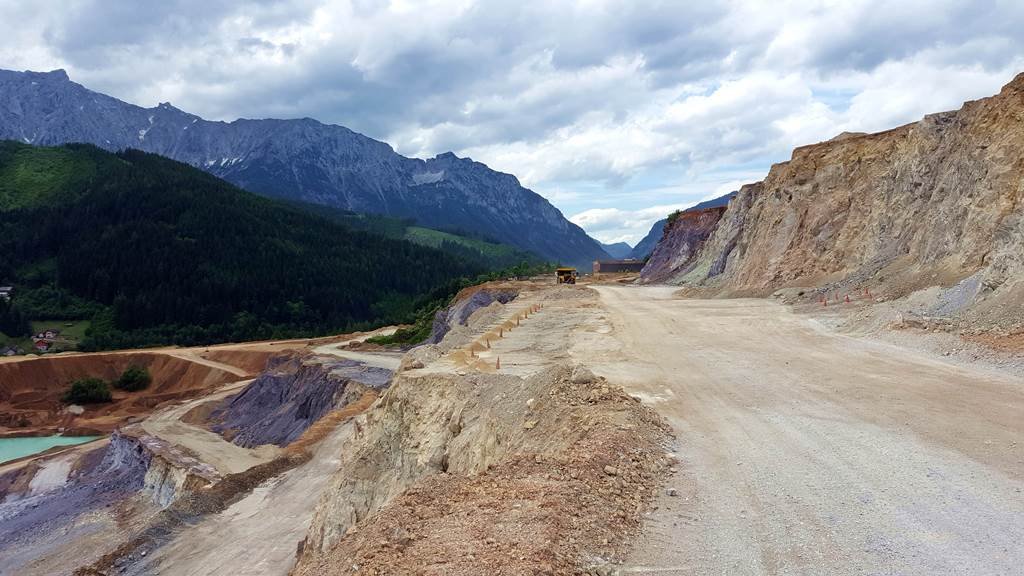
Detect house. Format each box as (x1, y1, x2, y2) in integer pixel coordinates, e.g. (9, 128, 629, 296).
(34, 340, 50, 352)
(2, 346, 18, 357)
(0, 286, 11, 301)
(43, 329, 60, 339)
(592, 259, 645, 274)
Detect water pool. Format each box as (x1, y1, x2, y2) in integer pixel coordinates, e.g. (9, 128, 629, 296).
(0, 435, 101, 464)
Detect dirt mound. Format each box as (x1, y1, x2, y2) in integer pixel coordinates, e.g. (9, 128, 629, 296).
(0, 352, 243, 435)
(294, 364, 672, 575)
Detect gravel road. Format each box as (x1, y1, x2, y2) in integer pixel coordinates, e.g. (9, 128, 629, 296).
(585, 286, 1023, 576)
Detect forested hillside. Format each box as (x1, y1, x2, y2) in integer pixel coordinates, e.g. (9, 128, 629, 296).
(0, 69, 610, 265)
(0, 141, 492, 350)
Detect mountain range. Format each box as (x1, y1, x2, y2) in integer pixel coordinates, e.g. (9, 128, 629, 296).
(599, 241, 634, 259)
(0, 69, 609, 265)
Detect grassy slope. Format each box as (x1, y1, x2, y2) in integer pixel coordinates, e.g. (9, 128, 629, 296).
(403, 226, 537, 265)
(0, 144, 101, 209)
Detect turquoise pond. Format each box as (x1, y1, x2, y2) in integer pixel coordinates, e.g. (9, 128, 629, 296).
(0, 435, 101, 464)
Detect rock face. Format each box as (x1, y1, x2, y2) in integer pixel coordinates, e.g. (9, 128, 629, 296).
(210, 354, 391, 448)
(630, 192, 735, 261)
(0, 432, 151, 572)
(0, 69, 609, 265)
(640, 206, 727, 283)
(645, 73, 1024, 324)
(427, 287, 519, 344)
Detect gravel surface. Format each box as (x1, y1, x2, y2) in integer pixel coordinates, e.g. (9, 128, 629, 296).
(584, 286, 1024, 576)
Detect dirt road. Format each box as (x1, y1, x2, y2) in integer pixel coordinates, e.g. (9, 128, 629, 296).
(140, 380, 280, 475)
(312, 327, 403, 370)
(584, 286, 1023, 575)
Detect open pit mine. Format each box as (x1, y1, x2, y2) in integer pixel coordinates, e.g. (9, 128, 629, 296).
(2, 75, 1024, 576)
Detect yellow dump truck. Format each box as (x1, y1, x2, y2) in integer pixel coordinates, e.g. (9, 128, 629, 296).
(556, 267, 578, 284)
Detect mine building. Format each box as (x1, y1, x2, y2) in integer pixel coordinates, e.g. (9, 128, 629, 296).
(592, 259, 645, 274)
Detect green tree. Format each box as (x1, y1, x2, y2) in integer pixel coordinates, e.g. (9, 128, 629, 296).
(115, 365, 151, 392)
(63, 377, 112, 404)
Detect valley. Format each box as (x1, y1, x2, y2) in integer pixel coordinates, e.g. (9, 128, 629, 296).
(0, 23, 1023, 576)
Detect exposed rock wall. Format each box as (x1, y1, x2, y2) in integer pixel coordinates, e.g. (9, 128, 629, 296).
(640, 206, 727, 283)
(0, 432, 153, 573)
(427, 287, 518, 344)
(210, 354, 391, 448)
(648, 73, 1024, 323)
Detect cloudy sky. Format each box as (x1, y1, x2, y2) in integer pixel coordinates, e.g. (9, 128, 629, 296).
(2, 0, 1023, 244)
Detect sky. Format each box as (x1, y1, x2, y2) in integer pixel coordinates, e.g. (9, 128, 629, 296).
(2, 1, 1023, 244)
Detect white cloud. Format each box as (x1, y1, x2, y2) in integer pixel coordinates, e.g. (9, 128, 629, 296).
(1, 0, 1022, 240)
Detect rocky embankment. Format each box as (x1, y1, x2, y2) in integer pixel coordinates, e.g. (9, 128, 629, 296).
(0, 432, 155, 574)
(0, 283, 674, 575)
(642, 73, 1024, 331)
(640, 206, 727, 283)
(0, 337, 393, 575)
(209, 353, 391, 447)
(293, 285, 674, 575)
(427, 285, 519, 343)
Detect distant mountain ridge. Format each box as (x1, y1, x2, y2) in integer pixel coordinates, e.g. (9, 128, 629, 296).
(599, 241, 634, 259)
(0, 69, 609, 265)
(629, 220, 667, 260)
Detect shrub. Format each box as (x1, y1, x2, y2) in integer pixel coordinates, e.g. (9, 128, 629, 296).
(666, 209, 683, 227)
(64, 377, 112, 404)
(115, 365, 151, 392)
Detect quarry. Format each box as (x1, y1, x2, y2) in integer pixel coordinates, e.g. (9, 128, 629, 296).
(0, 74, 1022, 576)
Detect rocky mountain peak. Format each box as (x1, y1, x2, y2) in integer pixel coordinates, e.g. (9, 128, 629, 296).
(0, 68, 609, 265)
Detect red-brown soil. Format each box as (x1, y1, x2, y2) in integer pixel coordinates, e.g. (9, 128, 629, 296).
(0, 352, 241, 435)
(0, 338, 318, 437)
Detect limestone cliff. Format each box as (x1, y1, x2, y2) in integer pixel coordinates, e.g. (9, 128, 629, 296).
(648, 73, 1024, 325)
(639, 206, 727, 283)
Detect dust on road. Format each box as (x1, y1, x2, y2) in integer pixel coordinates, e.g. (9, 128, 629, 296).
(583, 285, 1024, 576)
